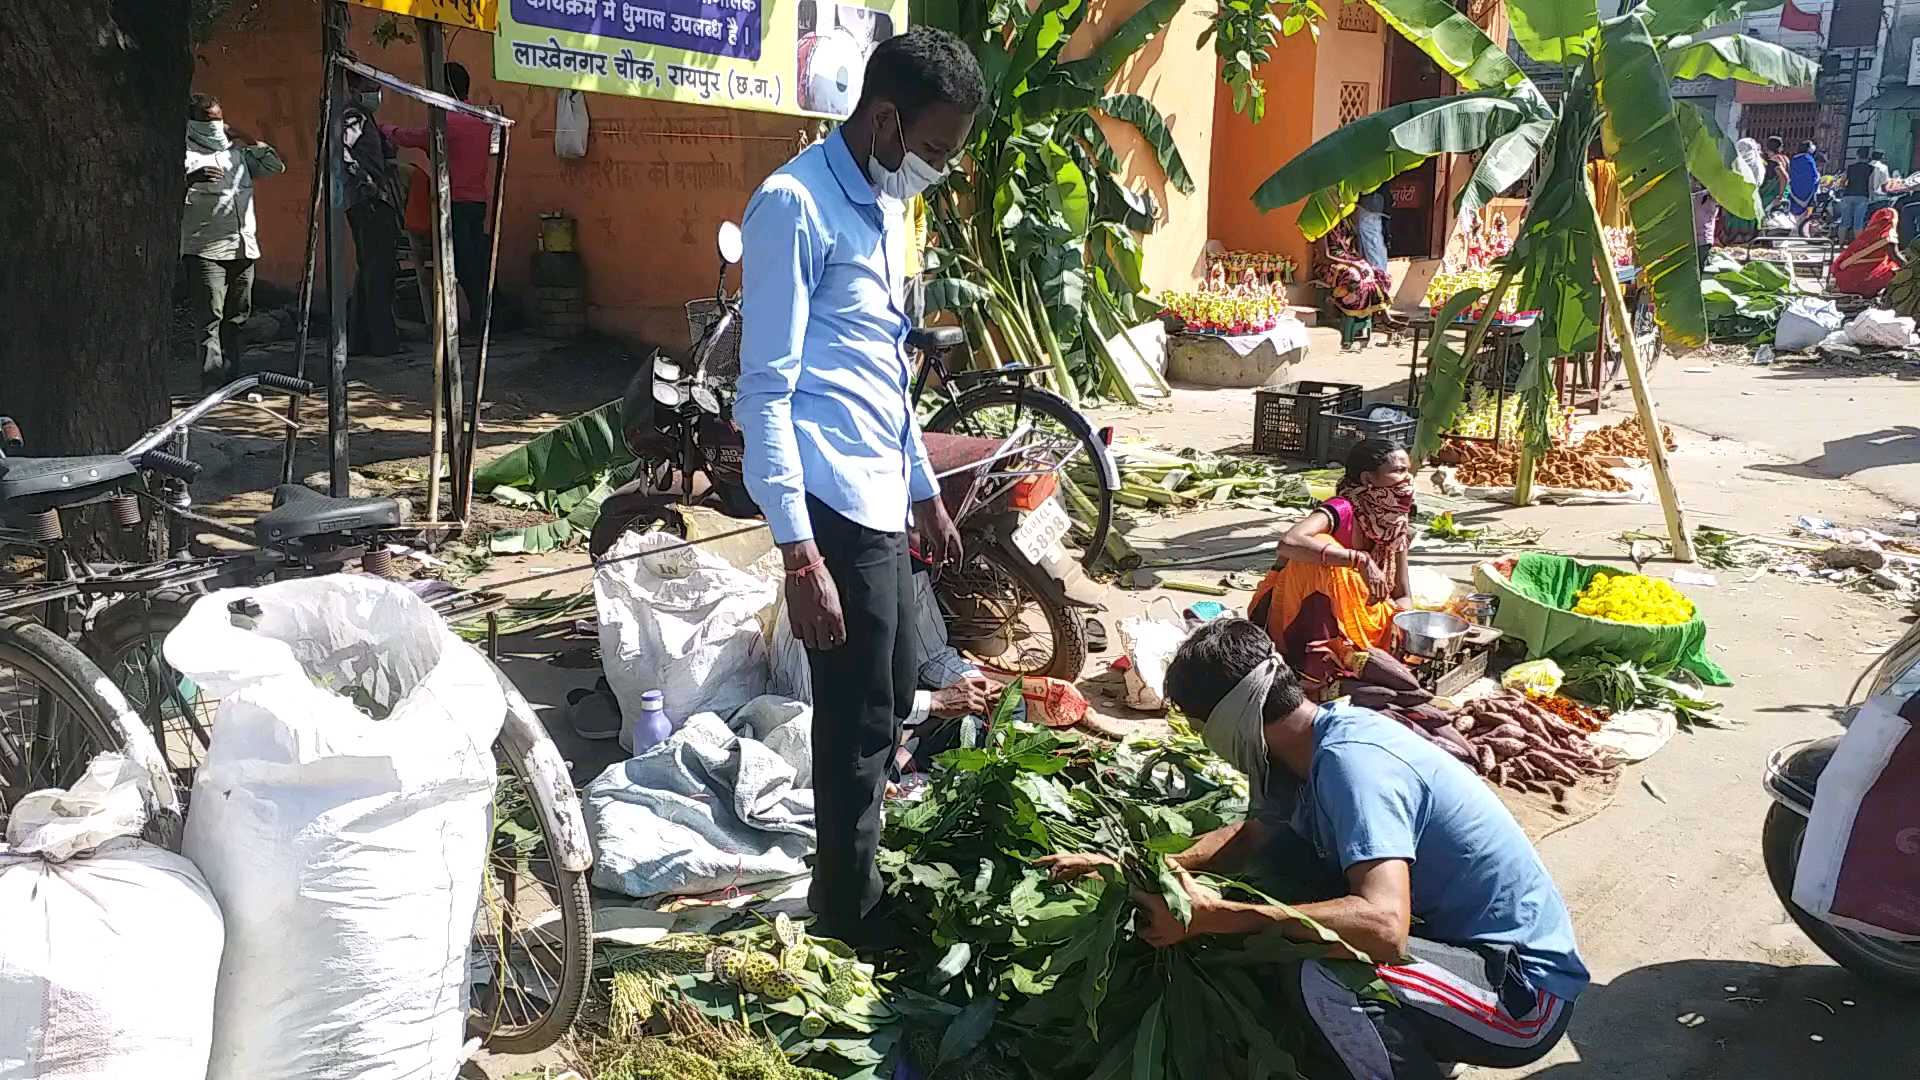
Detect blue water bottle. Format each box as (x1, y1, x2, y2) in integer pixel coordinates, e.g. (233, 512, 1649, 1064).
(623, 689, 675, 753)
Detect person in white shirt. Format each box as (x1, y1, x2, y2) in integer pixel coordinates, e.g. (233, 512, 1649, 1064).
(182, 93, 284, 387)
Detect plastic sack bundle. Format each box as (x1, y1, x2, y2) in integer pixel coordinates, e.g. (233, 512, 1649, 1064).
(1774, 297, 1843, 352)
(0, 753, 224, 1080)
(1119, 599, 1187, 711)
(595, 527, 777, 731)
(1843, 308, 1917, 350)
(166, 576, 505, 1080)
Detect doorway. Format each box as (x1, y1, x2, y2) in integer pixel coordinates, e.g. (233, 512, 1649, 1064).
(1382, 29, 1446, 257)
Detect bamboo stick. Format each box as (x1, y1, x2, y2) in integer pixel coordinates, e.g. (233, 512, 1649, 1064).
(1585, 182, 1694, 561)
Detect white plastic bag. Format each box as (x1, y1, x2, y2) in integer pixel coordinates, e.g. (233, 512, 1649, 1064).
(0, 754, 224, 1080)
(1775, 297, 1844, 351)
(1764, 209, 1800, 231)
(596, 528, 777, 730)
(1119, 600, 1187, 712)
(168, 576, 505, 1080)
(554, 90, 589, 159)
(1844, 308, 1917, 350)
(1793, 690, 1920, 941)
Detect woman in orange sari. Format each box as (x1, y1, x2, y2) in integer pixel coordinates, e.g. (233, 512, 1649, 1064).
(1831, 206, 1904, 298)
(1249, 439, 1413, 666)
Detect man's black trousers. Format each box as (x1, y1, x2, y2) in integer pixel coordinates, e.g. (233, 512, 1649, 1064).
(803, 496, 915, 941)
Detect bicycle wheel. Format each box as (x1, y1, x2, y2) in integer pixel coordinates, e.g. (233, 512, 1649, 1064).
(0, 615, 139, 822)
(87, 591, 215, 798)
(925, 384, 1117, 572)
(935, 544, 1088, 680)
(469, 687, 594, 1054)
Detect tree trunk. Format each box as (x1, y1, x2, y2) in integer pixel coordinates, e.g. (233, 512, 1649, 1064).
(0, 2, 190, 462)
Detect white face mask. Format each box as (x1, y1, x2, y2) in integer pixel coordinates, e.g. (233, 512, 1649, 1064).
(867, 113, 946, 201)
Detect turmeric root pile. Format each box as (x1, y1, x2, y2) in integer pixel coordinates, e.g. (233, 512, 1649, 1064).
(1435, 418, 1677, 493)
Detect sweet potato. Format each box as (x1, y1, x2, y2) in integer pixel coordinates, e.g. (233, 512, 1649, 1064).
(1348, 684, 1401, 710)
(1361, 648, 1421, 692)
(1483, 737, 1531, 759)
(1406, 704, 1456, 729)
(1486, 722, 1527, 741)
(1477, 744, 1497, 774)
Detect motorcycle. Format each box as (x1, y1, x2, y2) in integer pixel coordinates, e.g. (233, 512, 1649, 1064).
(1761, 622, 1920, 988)
(590, 223, 1100, 681)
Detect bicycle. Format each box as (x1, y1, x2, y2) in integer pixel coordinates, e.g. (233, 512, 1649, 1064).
(0, 375, 593, 1054)
(667, 224, 1122, 572)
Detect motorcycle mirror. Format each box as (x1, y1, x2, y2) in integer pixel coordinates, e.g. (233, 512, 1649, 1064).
(692, 384, 721, 414)
(717, 221, 743, 266)
(653, 381, 683, 407)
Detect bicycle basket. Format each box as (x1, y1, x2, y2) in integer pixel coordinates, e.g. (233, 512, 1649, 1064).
(685, 298, 742, 378)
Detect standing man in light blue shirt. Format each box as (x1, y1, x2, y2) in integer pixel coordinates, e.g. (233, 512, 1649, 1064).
(734, 28, 984, 946)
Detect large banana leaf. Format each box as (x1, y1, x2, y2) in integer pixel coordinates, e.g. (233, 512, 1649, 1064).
(994, 0, 1088, 106)
(1505, 0, 1597, 65)
(1097, 94, 1195, 195)
(1662, 34, 1818, 87)
(1640, 0, 1785, 38)
(1055, 0, 1183, 89)
(1359, 0, 1529, 91)
(1506, 65, 1602, 364)
(473, 399, 632, 494)
(1253, 93, 1532, 238)
(1595, 11, 1706, 349)
(1456, 116, 1554, 225)
(1676, 101, 1760, 222)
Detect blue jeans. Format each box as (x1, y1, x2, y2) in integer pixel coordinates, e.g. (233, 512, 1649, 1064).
(1839, 195, 1869, 240)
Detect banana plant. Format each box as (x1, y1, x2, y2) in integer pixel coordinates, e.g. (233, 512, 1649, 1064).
(1251, 0, 1814, 516)
(917, 0, 1309, 402)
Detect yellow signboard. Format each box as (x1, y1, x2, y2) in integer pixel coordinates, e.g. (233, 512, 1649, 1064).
(492, 0, 907, 119)
(349, 0, 499, 32)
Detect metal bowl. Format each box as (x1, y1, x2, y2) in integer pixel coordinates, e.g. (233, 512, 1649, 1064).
(1393, 610, 1471, 659)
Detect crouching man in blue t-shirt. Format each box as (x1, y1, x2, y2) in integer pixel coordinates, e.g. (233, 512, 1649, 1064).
(1040, 619, 1588, 1077)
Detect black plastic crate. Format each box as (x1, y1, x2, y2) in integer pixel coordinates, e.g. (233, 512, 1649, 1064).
(1251, 381, 1362, 457)
(1312, 401, 1418, 464)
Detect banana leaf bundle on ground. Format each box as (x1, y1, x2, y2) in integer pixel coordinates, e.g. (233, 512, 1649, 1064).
(877, 687, 1380, 1080)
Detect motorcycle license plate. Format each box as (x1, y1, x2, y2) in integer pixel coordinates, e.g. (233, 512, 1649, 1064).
(1012, 498, 1072, 564)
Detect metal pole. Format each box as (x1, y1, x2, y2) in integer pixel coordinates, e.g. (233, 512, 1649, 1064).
(457, 121, 511, 517)
(325, 4, 351, 498)
(419, 19, 450, 524)
(282, 5, 330, 486)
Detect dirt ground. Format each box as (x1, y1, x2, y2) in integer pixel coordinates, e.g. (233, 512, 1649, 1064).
(183, 324, 1920, 1079)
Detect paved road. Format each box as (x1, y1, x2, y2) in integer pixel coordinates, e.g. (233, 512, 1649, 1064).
(1649, 359, 1920, 510)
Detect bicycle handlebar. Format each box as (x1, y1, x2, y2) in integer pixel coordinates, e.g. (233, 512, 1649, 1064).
(135, 449, 203, 482)
(124, 373, 312, 458)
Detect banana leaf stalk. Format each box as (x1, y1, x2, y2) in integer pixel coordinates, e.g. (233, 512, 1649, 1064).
(1585, 178, 1695, 561)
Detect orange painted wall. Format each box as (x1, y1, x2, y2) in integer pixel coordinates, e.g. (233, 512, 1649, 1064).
(195, 4, 811, 347)
(1071, 0, 1220, 292)
(1206, 30, 1318, 274)
(194, 1, 1216, 345)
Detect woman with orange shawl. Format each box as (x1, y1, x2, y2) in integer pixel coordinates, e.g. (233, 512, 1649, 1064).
(1248, 439, 1413, 667)
(1831, 206, 1904, 297)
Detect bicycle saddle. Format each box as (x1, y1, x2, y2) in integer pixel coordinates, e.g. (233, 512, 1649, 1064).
(907, 325, 967, 353)
(255, 484, 402, 545)
(0, 455, 137, 514)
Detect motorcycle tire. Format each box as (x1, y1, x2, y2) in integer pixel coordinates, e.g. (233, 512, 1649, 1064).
(1761, 801, 1920, 990)
(935, 543, 1088, 682)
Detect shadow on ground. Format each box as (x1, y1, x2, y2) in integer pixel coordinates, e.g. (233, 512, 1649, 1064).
(1750, 426, 1920, 486)
(1526, 959, 1912, 1079)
